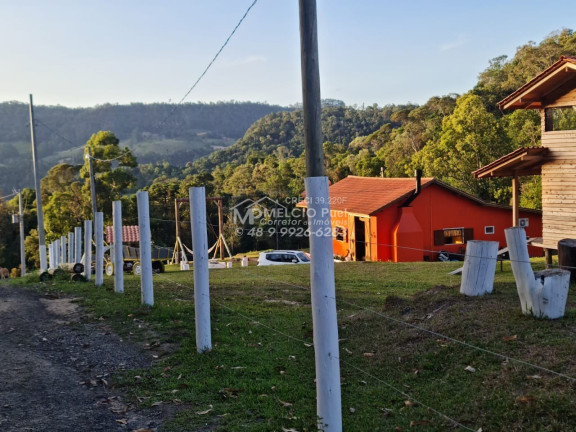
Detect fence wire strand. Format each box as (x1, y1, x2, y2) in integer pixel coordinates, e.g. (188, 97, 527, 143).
(153, 271, 478, 431)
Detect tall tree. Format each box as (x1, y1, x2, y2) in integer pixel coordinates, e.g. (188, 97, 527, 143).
(80, 131, 137, 220)
(414, 93, 512, 201)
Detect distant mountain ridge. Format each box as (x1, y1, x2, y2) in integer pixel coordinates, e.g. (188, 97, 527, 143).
(0, 101, 289, 193)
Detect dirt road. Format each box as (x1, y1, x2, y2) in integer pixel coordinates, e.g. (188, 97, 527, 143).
(0, 283, 163, 432)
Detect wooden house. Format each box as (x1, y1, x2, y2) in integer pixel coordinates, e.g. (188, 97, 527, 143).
(474, 56, 576, 258)
(298, 174, 542, 262)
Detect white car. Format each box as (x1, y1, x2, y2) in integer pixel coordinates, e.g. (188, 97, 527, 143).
(257, 250, 311, 266)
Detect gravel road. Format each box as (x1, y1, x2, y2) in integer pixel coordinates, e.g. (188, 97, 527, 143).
(0, 283, 165, 432)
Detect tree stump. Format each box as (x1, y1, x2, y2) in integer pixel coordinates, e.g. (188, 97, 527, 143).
(505, 227, 570, 319)
(460, 240, 499, 296)
(558, 238, 576, 281)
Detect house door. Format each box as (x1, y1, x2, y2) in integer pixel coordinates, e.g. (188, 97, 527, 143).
(353, 217, 371, 261)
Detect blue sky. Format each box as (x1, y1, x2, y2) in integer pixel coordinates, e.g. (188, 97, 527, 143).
(1, 0, 575, 108)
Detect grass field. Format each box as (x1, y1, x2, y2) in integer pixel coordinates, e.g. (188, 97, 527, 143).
(13, 259, 576, 431)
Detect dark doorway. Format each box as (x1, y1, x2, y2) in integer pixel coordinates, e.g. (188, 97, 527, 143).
(354, 217, 366, 261)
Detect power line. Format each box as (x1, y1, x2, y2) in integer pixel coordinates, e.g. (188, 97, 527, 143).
(155, 0, 259, 130)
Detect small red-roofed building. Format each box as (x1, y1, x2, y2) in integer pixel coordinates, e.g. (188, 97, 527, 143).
(105, 225, 140, 244)
(298, 173, 542, 262)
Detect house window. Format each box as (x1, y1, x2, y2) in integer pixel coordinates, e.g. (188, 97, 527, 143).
(334, 226, 347, 242)
(545, 107, 576, 131)
(434, 228, 473, 246)
(485, 226, 495, 235)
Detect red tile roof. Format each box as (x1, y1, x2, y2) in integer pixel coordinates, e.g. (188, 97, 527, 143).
(297, 175, 542, 215)
(302, 176, 434, 215)
(105, 225, 140, 243)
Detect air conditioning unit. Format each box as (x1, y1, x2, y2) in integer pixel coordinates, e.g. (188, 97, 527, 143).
(518, 218, 529, 228)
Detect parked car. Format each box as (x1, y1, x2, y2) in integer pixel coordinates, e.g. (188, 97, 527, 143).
(257, 250, 311, 266)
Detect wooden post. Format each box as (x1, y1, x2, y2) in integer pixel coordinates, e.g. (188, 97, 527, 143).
(113, 200, 124, 293)
(137, 191, 154, 306)
(74, 226, 82, 264)
(84, 220, 92, 281)
(299, 1, 342, 430)
(217, 198, 224, 260)
(190, 187, 212, 352)
(174, 198, 181, 264)
(512, 173, 519, 227)
(95, 212, 104, 286)
(505, 227, 570, 319)
(460, 240, 499, 296)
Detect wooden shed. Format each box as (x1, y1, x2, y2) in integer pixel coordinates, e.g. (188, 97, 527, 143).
(474, 56, 576, 256)
(298, 174, 542, 262)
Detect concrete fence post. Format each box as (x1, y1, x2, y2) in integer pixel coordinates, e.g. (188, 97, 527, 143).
(137, 191, 154, 306)
(95, 212, 104, 286)
(190, 187, 211, 352)
(84, 220, 92, 281)
(113, 200, 124, 293)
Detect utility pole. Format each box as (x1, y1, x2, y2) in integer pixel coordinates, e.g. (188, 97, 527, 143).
(18, 190, 26, 276)
(299, 1, 342, 431)
(29, 94, 47, 271)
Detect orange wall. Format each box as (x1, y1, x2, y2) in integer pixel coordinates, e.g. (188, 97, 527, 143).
(331, 184, 543, 262)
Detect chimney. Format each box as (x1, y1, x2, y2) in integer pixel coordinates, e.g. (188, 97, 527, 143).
(402, 169, 423, 207)
(415, 169, 422, 195)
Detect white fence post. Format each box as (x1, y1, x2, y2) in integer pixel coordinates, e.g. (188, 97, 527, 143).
(460, 240, 499, 296)
(54, 239, 61, 268)
(84, 220, 92, 281)
(113, 200, 124, 293)
(137, 191, 154, 306)
(48, 243, 54, 270)
(95, 212, 104, 286)
(305, 176, 342, 431)
(68, 232, 74, 263)
(190, 187, 211, 352)
(60, 235, 67, 264)
(74, 226, 82, 264)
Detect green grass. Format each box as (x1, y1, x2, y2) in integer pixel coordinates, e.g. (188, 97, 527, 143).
(11, 258, 576, 431)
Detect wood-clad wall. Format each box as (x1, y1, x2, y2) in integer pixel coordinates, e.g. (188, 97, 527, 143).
(541, 107, 576, 248)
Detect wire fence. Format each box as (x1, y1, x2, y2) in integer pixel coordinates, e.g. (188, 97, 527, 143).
(39, 226, 576, 430)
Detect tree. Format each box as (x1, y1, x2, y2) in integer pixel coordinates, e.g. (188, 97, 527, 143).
(41, 164, 84, 240)
(415, 93, 512, 201)
(80, 131, 137, 221)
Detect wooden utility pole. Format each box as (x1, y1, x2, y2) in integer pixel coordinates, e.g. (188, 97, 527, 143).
(299, 1, 342, 431)
(300, 1, 324, 178)
(28, 94, 47, 271)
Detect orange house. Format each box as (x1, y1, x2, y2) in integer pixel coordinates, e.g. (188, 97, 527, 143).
(303, 174, 542, 262)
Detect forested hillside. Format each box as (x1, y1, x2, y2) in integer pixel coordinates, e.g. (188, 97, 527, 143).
(0, 101, 288, 193)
